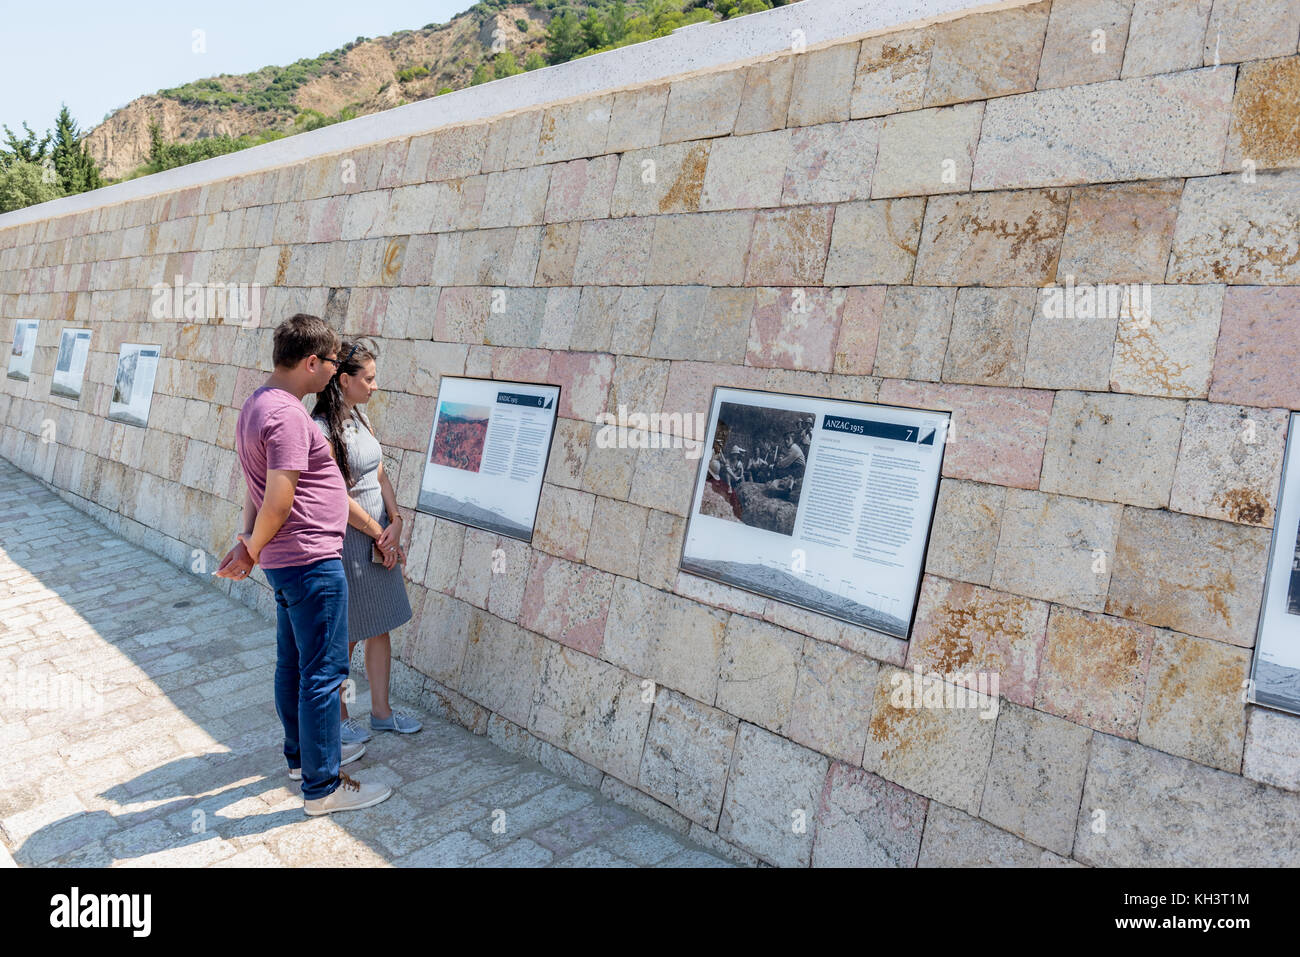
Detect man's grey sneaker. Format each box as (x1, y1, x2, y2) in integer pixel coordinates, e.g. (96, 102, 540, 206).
(370, 710, 422, 734)
(303, 772, 393, 816)
(341, 717, 372, 745)
(288, 741, 366, 780)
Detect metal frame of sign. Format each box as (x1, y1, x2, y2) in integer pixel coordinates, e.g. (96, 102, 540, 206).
(415, 374, 562, 543)
(678, 385, 951, 640)
(1248, 411, 1300, 717)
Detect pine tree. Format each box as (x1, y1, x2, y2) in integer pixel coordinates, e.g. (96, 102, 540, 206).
(607, 0, 629, 43)
(544, 10, 584, 64)
(1, 122, 51, 166)
(51, 105, 103, 194)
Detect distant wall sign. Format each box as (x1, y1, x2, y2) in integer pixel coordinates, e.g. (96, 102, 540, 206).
(1250, 411, 1300, 716)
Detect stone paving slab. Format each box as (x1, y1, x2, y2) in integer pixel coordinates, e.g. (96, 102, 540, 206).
(0, 458, 733, 868)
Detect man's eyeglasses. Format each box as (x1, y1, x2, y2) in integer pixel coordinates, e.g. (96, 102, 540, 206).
(315, 355, 340, 369)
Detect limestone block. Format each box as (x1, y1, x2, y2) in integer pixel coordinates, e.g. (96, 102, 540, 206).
(1035, 605, 1154, 737)
(811, 762, 927, 867)
(1138, 629, 1250, 771)
(611, 142, 711, 217)
(1106, 505, 1269, 646)
(572, 218, 655, 285)
(942, 287, 1035, 387)
(1073, 733, 1300, 866)
(700, 130, 792, 211)
(661, 72, 744, 144)
(718, 722, 829, 867)
(1039, 391, 1186, 508)
(923, 479, 1005, 586)
(518, 553, 614, 656)
(1121, 0, 1213, 77)
(1109, 285, 1224, 398)
(1036, 0, 1134, 89)
(871, 103, 983, 198)
(908, 575, 1050, 707)
(788, 42, 858, 126)
(788, 638, 879, 764)
(602, 576, 727, 704)
(781, 120, 879, 205)
(872, 286, 954, 381)
(924, 1, 1051, 106)
(979, 703, 1091, 855)
(544, 155, 618, 223)
(913, 189, 1069, 286)
(638, 509, 686, 591)
(877, 379, 1054, 489)
(648, 285, 753, 364)
(1022, 289, 1118, 391)
(972, 69, 1235, 189)
(823, 198, 923, 286)
(1167, 170, 1300, 283)
(919, 803, 1075, 866)
(535, 97, 610, 164)
(638, 687, 738, 828)
(530, 643, 651, 784)
(1243, 706, 1300, 791)
(407, 590, 472, 687)
(532, 483, 594, 562)
(1209, 287, 1300, 406)
(649, 211, 754, 286)
(1057, 179, 1183, 283)
(1204, 0, 1300, 63)
(606, 84, 669, 153)
(735, 57, 795, 135)
(459, 611, 545, 727)
(1169, 400, 1287, 526)
(862, 666, 999, 813)
(746, 286, 845, 372)
(744, 205, 834, 286)
(585, 497, 648, 579)
(850, 28, 932, 118)
(1225, 56, 1300, 169)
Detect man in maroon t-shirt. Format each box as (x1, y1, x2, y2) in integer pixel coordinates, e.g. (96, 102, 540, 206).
(216, 313, 392, 816)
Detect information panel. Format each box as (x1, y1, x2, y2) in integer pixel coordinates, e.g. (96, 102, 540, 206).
(107, 343, 160, 427)
(681, 387, 950, 639)
(416, 376, 561, 542)
(6, 319, 39, 381)
(1250, 411, 1300, 716)
(51, 328, 92, 400)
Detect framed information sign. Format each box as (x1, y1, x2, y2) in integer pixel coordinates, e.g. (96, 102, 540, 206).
(51, 328, 92, 400)
(680, 387, 950, 639)
(107, 343, 160, 427)
(1250, 411, 1300, 716)
(7, 319, 39, 381)
(416, 376, 561, 541)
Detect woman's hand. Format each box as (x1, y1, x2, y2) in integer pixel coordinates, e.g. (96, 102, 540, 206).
(377, 518, 401, 555)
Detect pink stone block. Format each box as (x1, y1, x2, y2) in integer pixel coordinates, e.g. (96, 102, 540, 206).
(492, 347, 553, 383)
(1209, 287, 1300, 409)
(307, 196, 345, 243)
(232, 367, 266, 409)
(878, 379, 1053, 488)
(905, 576, 1049, 707)
(549, 351, 614, 421)
(545, 155, 618, 222)
(519, 553, 613, 656)
(745, 205, 835, 285)
(659, 361, 767, 422)
(433, 287, 488, 344)
(833, 285, 886, 375)
(745, 287, 846, 372)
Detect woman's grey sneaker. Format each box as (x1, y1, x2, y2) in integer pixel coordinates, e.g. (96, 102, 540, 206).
(341, 716, 372, 745)
(370, 710, 422, 734)
(288, 741, 366, 780)
(304, 772, 393, 816)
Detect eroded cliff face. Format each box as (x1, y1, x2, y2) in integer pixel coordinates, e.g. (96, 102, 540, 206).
(84, 8, 544, 180)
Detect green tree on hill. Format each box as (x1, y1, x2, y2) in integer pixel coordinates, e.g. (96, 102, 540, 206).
(51, 106, 103, 194)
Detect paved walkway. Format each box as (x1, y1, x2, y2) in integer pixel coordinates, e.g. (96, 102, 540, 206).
(0, 459, 732, 867)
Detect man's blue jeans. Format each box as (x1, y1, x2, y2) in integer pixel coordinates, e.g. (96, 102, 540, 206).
(263, 558, 349, 800)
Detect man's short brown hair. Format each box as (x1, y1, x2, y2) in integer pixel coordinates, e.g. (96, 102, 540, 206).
(272, 314, 340, 369)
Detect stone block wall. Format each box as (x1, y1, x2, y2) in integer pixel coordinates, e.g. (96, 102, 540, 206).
(3, 0, 1300, 865)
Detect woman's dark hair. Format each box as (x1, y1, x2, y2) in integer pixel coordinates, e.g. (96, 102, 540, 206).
(311, 337, 378, 488)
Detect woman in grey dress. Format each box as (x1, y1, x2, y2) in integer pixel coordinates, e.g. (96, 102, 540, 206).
(312, 338, 420, 743)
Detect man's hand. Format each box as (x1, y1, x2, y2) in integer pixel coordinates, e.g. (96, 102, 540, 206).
(215, 538, 255, 580)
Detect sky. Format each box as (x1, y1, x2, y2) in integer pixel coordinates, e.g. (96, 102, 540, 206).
(0, 0, 478, 140)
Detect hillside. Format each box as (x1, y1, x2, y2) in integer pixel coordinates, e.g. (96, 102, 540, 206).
(84, 4, 551, 180)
